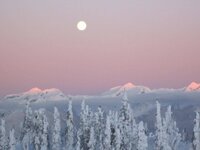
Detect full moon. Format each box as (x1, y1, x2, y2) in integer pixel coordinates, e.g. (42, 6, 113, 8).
(77, 21, 87, 31)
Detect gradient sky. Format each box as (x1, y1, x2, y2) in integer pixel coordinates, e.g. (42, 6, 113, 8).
(0, 0, 200, 96)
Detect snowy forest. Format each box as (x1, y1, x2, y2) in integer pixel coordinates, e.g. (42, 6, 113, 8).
(0, 91, 200, 150)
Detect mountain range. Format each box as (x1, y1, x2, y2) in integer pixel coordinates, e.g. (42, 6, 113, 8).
(0, 81, 200, 140)
(1, 82, 200, 103)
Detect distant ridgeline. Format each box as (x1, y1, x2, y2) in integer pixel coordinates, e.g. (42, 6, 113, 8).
(0, 90, 200, 150)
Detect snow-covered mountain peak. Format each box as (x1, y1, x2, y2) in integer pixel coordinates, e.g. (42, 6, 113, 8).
(4, 88, 67, 103)
(186, 82, 200, 91)
(122, 82, 135, 90)
(24, 88, 64, 95)
(109, 82, 135, 91)
(25, 87, 43, 94)
(102, 82, 151, 97)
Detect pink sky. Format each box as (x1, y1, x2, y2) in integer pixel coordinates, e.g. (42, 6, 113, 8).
(0, 0, 200, 96)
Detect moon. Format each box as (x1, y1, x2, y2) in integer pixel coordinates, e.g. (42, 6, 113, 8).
(77, 21, 87, 31)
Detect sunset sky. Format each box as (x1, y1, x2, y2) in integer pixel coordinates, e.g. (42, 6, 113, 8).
(0, 0, 200, 96)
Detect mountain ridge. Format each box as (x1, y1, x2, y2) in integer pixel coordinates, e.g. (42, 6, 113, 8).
(1, 81, 200, 102)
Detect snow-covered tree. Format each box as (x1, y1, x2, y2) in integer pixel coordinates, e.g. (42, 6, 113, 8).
(103, 115, 111, 150)
(22, 134, 30, 150)
(111, 112, 120, 150)
(32, 109, 47, 150)
(0, 116, 7, 149)
(52, 107, 61, 150)
(94, 107, 104, 150)
(65, 101, 74, 150)
(113, 113, 121, 150)
(137, 121, 148, 150)
(163, 105, 181, 150)
(119, 89, 132, 122)
(119, 89, 132, 150)
(34, 136, 40, 150)
(79, 100, 91, 150)
(193, 111, 200, 150)
(155, 101, 165, 150)
(9, 128, 16, 150)
(114, 127, 121, 150)
(155, 101, 163, 150)
(131, 118, 138, 149)
(79, 100, 86, 149)
(0, 93, 193, 150)
(21, 101, 33, 149)
(88, 127, 95, 150)
(41, 113, 49, 150)
(155, 101, 171, 150)
(75, 130, 81, 150)
(108, 110, 115, 148)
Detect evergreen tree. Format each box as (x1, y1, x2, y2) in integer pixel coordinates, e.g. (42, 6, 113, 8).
(109, 110, 115, 148)
(88, 127, 95, 150)
(155, 101, 164, 150)
(137, 121, 148, 150)
(155, 101, 171, 150)
(9, 128, 16, 150)
(163, 105, 181, 150)
(79, 100, 90, 150)
(114, 126, 121, 150)
(79, 100, 86, 149)
(75, 130, 81, 150)
(32, 109, 46, 150)
(21, 101, 33, 149)
(113, 112, 121, 150)
(131, 118, 138, 149)
(119, 89, 132, 122)
(41, 112, 49, 150)
(66, 101, 74, 150)
(0, 116, 7, 149)
(119, 89, 132, 150)
(52, 107, 61, 150)
(193, 111, 200, 150)
(94, 107, 104, 150)
(103, 115, 111, 150)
